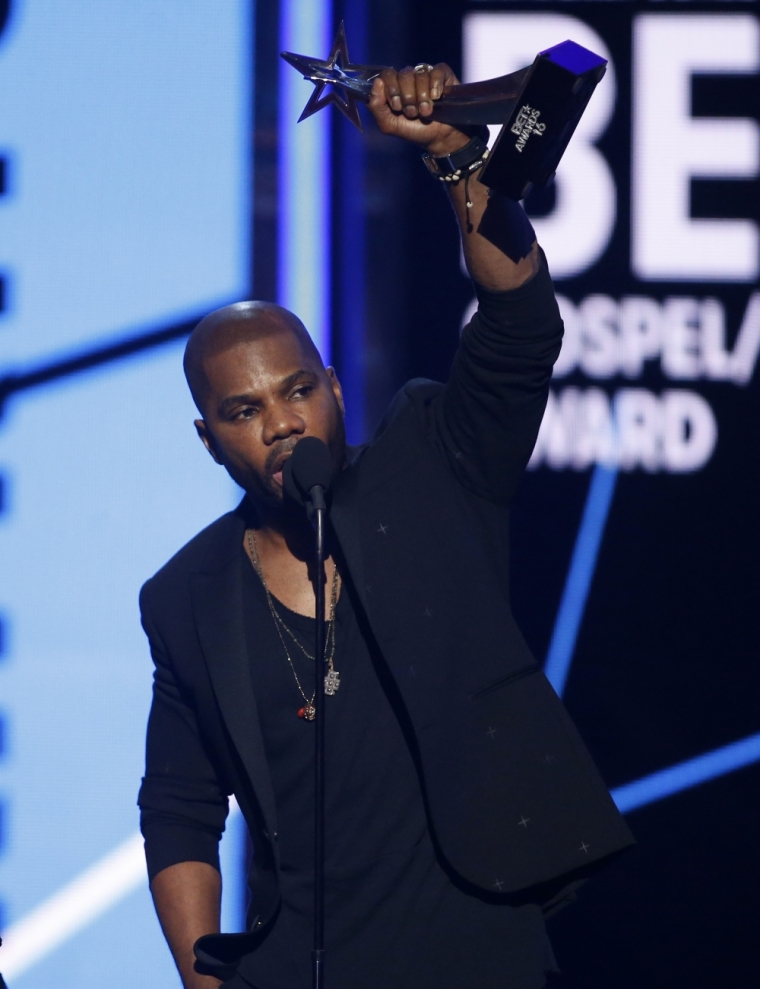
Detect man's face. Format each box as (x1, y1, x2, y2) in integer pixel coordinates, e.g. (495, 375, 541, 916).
(195, 327, 345, 507)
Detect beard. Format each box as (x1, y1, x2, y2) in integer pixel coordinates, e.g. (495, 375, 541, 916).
(237, 399, 348, 518)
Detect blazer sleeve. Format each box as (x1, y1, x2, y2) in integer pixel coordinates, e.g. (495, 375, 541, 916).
(437, 249, 563, 503)
(138, 581, 229, 882)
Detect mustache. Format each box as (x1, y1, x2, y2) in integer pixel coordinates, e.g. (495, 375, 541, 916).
(264, 437, 300, 477)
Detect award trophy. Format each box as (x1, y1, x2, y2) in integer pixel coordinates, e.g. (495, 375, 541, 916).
(282, 22, 607, 201)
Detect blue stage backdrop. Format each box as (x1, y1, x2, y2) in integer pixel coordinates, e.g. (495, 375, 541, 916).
(0, 2, 252, 985)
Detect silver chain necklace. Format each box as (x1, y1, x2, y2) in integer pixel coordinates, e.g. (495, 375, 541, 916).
(246, 528, 340, 721)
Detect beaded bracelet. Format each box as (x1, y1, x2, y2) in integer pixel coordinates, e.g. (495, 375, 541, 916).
(421, 127, 490, 184)
(422, 128, 491, 229)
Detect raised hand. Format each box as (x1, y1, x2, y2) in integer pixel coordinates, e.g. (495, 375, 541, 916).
(367, 63, 471, 158)
(368, 61, 538, 290)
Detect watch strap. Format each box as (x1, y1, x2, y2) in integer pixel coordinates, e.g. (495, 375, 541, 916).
(422, 126, 490, 182)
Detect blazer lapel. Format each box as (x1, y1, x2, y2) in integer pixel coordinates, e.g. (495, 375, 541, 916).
(191, 514, 277, 834)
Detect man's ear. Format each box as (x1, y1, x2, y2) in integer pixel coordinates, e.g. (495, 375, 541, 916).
(326, 367, 345, 418)
(194, 419, 223, 464)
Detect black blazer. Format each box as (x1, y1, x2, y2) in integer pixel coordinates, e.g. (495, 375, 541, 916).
(138, 259, 634, 967)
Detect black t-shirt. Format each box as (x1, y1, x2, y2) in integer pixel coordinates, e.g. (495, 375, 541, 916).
(237, 552, 557, 989)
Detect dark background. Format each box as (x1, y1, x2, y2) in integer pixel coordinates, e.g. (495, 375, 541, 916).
(254, 2, 760, 985)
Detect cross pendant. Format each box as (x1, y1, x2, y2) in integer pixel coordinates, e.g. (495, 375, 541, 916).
(324, 669, 341, 696)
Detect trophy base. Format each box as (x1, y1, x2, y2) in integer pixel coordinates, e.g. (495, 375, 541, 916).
(478, 40, 607, 201)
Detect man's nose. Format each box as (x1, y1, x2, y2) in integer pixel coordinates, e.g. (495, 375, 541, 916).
(262, 402, 306, 444)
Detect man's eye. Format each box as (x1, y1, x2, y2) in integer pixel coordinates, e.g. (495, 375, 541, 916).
(234, 407, 256, 419)
(292, 384, 314, 399)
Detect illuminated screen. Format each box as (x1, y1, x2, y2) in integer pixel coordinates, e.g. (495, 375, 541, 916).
(464, 5, 759, 983)
(0, 1, 252, 985)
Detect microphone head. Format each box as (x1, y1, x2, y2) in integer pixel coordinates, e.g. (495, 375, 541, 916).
(282, 436, 334, 507)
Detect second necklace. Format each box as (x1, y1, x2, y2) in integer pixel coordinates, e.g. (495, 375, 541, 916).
(247, 528, 340, 721)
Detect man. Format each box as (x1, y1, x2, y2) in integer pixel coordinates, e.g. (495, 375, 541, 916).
(139, 63, 634, 989)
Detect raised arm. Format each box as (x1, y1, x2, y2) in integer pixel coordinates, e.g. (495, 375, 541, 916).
(368, 64, 562, 503)
(367, 63, 540, 290)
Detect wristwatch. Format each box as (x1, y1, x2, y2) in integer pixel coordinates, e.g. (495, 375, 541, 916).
(422, 126, 490, 183)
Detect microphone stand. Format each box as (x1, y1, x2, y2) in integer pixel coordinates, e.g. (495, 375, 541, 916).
(283, 437, 334, 989)
(309, 485, 327, 989)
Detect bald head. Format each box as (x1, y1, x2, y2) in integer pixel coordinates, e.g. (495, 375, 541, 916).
(184, 301, 323, 415)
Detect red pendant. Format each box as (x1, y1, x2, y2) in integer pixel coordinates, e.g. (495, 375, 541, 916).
(298, 704, 316, 721)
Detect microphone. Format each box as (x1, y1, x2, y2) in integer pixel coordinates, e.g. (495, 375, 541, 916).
(283, 436, 334, 516)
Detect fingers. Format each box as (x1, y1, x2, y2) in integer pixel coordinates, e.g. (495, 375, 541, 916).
(376, 63, 458, 121)
(369, 75, 387, 110)
(378, 67, 403, 113)
(429, 65, 446, 102)
(368, 74, 395, 132)
(413, 65, 433, 118)
(431, 62, 458, 96)
(398, 65, 426, 119)
(367, 62, 463, 147)
(412, 63, 459, 115)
